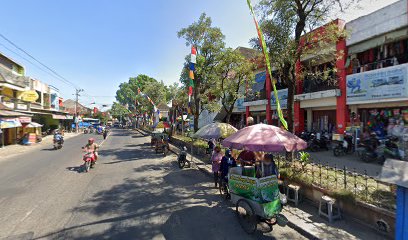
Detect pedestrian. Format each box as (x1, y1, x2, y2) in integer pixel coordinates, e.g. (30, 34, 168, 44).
(220, 149, 237, 182)
(211, 146, 222, 187)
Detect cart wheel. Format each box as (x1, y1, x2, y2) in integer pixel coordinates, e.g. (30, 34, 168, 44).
(236, 199, 257, 234)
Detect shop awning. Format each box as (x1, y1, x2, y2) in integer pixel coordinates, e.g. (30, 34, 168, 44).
(52, 114, 66, 120)
(24, 122, 43, 128)
(0, 110, 32, 117)
(0, 119, 22, 129)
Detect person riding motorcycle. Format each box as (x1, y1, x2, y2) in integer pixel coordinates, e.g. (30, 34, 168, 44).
(83, 138, 99, 167)
(53, 131, 64, 145)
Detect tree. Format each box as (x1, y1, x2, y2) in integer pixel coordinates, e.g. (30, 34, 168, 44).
(115, 74, 170, 118)
(178, 13, 225, 131)
(210, 48, 256, 123)
(251, 0, 354, 132)
(110, 102, 131, 118)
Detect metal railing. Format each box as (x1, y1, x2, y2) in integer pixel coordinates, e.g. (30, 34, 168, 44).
(276, 156, 396, 211)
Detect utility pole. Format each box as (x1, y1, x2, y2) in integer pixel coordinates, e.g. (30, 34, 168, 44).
(74, 88, 84, 133)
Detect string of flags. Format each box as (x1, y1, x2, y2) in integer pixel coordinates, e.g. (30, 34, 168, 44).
(137, 88, 159, 115)
(246, 0, 288, 130)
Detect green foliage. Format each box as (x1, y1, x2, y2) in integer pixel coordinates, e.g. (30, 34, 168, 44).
(209, 48, 256, 123)
(109, 102, 131, 118)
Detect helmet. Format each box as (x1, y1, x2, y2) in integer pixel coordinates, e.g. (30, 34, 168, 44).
(225, 149, 231, 157)
(370, 132, 377, 137)
(88, 138, 95, 144)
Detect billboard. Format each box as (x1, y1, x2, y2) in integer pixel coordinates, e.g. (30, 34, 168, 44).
(346, 63, 408, 103)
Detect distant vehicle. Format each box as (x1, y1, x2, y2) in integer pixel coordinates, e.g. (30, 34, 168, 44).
(82, 118, 101, 128)
(113, 122, 120, 128)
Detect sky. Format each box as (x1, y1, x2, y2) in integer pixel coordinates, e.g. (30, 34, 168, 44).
(0, 0, 400, 110)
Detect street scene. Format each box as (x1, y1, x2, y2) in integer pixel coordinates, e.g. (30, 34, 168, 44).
(1, 0, 408, 239)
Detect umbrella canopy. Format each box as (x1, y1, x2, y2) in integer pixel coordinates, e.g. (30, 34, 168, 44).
(222, 123, 307, 152)
(193, 122, 238, 139)
(154, 121, 170, 129)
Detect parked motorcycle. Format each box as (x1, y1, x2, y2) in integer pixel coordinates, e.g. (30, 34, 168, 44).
(308, 133, 330, 152)
(299, 131, 313, 142)
(83, 128, 89, 134)
(383, 136, 402, 161)
(53, 138, 64, 150)
(178, 146, 189, 169)
(82, 149, 96, 172)
(333, 134, 353, 156)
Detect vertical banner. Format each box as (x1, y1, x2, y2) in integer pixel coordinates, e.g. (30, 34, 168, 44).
(246, 0, 288, 130)
(188, 46, 197, 112)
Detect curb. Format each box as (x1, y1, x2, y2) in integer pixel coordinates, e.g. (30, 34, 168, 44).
(134, 128, 316, 240)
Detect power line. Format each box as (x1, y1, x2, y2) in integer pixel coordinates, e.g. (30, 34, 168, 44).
(0, 33, 79, 89)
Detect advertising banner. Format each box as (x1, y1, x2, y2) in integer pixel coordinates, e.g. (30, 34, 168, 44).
(271, 89, 288, 109)
(229, 173, 281, 216)
(346, 63, 408, 103)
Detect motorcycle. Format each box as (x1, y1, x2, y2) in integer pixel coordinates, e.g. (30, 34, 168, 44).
(359, 140, 385, 163)
(53, 138, 64, 150)
(383, 136, 402, 160)
(299, 131, 313, 142)
(333, 134, 353, 157)
(82, 149, 96, 172)
(83, 128, 89, 134)
(308, 133, 330, 152)
(178, 146, 189, 169)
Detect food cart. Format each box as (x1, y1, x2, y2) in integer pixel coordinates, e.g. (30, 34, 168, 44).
(221, 123, 307, 234)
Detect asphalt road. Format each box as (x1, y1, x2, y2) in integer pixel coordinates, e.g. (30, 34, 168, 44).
(0, 129, 306, 240)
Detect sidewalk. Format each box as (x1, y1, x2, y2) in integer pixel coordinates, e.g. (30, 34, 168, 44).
(164, 140, 389, 240)
(0, 132, 81, 162)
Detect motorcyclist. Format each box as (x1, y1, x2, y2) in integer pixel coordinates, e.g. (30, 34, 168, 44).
(103, 129, 108, 140)
(368, 132, 380, 152)
(83, 138, 99, 167)
(53, 130, 64, 145)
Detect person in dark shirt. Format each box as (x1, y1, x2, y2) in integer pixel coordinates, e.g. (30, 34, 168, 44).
(238, 147, 256, 166)
(256, 154, 279, 178)
(220, 149, 237, 180)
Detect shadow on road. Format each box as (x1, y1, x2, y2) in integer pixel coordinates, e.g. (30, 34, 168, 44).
(66, 166, 83, 173)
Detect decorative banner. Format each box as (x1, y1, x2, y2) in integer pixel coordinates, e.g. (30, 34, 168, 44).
(189, 70, 194, 79)
(246, 0, 288, 130)
(189, 63, 195, 71)
(137, 88, 159, 114)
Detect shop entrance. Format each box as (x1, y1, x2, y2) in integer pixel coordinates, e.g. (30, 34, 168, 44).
(312, 110, 336, 133)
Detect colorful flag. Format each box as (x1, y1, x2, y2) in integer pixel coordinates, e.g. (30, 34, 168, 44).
(190, 54, 196, 64)
(189, 70, 194, 79)
(246, 0, 288, 130)
(189, 63, 195, 71)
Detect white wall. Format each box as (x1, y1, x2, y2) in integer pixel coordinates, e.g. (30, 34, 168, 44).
(346, 0, 408, 46)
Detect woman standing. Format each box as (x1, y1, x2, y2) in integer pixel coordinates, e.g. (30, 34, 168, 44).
(211, 146, 223, 188)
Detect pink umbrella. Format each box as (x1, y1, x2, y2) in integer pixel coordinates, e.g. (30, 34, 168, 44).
(222, 123, 307, 152)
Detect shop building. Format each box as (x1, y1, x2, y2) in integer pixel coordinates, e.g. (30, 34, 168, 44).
(345, 0, 408, 138)
(294, 19, 347, 134)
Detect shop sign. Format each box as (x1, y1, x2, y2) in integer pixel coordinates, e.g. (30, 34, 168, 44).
(16, 104, 28, 110)
(271, 89, 288, 109)
(2, 102, 14, 109)
(19, 117, 32, 123)
(346, 63, 408, 103)
(234, 98, 246, 111)
(20, 90, 39, 102)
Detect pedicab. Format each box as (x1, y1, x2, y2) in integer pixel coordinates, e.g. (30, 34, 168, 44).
(151, 131, 163, 147)
(221, 123, 307, 234)
(155, 133, 169, 156)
